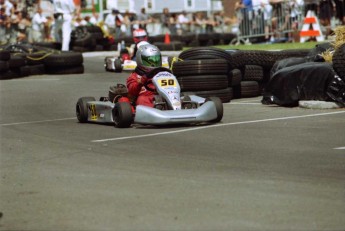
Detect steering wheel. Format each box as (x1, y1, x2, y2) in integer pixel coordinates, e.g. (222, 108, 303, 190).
(146, 67, 172, 79)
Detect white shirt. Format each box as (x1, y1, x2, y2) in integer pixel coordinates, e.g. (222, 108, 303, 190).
(32, 12, 47, 31)
(53, 0, 75, 14)
(104, 13, 115, 28)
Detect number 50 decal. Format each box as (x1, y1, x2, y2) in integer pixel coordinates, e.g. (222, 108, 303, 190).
(159, 78, 176, 87)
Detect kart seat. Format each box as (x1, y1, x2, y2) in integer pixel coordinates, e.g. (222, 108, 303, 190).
(109, 84, 128, 103)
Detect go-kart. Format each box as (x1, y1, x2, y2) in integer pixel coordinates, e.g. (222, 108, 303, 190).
(104, 48, 170, 72)
(76, 67, 223, 127)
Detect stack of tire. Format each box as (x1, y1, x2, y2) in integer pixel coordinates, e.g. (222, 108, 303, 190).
(0, 43, 84, 80)
(150, 32, 237, 51)
(228, 49, 311, 98)
(171, 47, 235, 103)
(71, 25, 109, 52)
(171, 47, 313, 102)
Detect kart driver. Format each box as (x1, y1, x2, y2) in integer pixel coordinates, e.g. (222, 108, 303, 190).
(131, 28, 148, 60)
(126, 42, 162, 107)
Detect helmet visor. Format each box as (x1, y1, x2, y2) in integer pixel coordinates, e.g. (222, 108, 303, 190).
(142, 54, 162, 67)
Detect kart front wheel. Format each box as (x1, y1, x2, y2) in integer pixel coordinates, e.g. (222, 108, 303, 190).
(114, 58, 123, 73)
(112, 102, 133, 128)
(206, 96, 223, 122)
(76, 97, 96, 123)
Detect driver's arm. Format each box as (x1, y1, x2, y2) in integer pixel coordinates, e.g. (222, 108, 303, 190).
(126, 72, 145, 96)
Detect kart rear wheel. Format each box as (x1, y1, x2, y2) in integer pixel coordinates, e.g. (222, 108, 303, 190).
(114, 58, 123, 73)
(76, 97, 95, 123)
(112, 102, 133, 128)
(206, 96, 223, 122)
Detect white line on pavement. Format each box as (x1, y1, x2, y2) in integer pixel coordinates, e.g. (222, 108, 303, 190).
(230, 102, 262, 105)
(92, 111, 345, 143)
(334, 147, 345, 150)
(0, 117, 76, 126)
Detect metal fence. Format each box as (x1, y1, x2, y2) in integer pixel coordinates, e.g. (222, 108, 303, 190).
(231, 0, 305, 45)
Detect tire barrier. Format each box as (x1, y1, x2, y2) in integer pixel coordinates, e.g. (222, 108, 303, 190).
(172, 54, 233, 103)
(0, 43, 84, 80)
(174, 44, 344, 105)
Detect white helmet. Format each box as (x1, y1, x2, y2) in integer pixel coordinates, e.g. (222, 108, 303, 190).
(136, 43, 162, 73)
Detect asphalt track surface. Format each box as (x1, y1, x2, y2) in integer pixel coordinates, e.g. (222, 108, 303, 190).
(1, 52, 345, 231)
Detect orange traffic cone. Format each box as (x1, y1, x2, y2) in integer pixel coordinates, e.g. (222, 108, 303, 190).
(164, 32, 171, 44)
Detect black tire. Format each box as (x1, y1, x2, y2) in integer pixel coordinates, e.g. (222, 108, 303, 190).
(0, 50, 11, 61)
(76, 97, 95, 123)
(206, 96, 223, 122)
(8, 54, 26, 68)
(179, 47, 233, 68)
(114, 58, 123, 73)
(0, 70, 21, 80)
(333, 43, 345, 81)
(154, 41, 183, 51)
(233, 81, 260, 98)
(0, 61, 9, 72)
(21, 52, 47, 66)
(177, 74, 228, 91)
(228, 69, 242, 86)
(243, 65, 264, 82)
(44, 52, 83, 67)
(21, 64, 46, 76)
(112, 102, 133, 128)
(46, 65, 84, 75)
(172, 59, 229, 76)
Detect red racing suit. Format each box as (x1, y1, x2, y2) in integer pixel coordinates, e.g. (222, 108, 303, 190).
(126, 72, 155, 107)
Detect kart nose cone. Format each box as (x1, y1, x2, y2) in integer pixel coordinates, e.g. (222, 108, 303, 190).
(134, 101, 218, 125)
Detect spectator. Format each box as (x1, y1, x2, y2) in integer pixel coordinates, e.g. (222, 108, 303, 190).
(53, 0, 76, 51)
(73, 16, 86, 27)
(234, 0, 245, 37)
(160, 7, 170, 34)
(9, 8, 21, 43)
(288, 0, 303, 42)
(169, 13, 177, 35)
(31, 8, 47, 43)
(137, 7, 151, 32)
(88, 13, 99, 25)
(44, 15, 54, 41)
(0, 7, 9, 44)
(334, 0, 345, 25)
(177, 11, 190, 34)
(113, 9, 124, 39)
(122, 10, 133, 36)
(0, 0, 13, 17)
(258, 0, 272, 41)
(304, 0, 318, 15)
(319, 0, 335, 38)
(192, 12, 205, 34)
(205, 13, 217, 33)
(17, 10, 31, 42)
(104, 9, 116, 37)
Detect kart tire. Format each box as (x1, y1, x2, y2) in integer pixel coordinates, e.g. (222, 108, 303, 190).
(206, 96, 223, 122)
(112, 102, 133, 128)
(76, 97, 95, 123)
(114, 58, 123, 73)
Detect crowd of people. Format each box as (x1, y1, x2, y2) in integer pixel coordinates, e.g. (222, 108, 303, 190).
(1, 0, 345, 50)
(235, 0, 345, 43)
